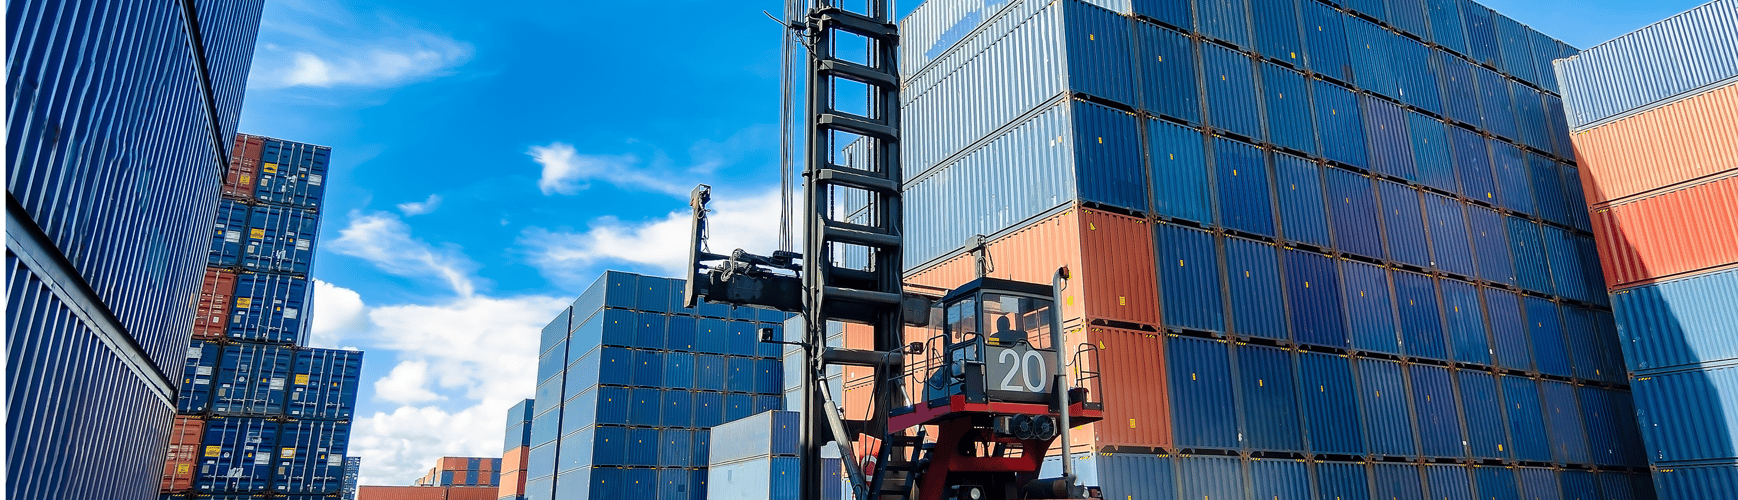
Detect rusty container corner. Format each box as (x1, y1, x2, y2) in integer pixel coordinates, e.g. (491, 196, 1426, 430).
(193, 268, 238, 341)
(160, 416, 205, 493)
(224, 134, 265, 201)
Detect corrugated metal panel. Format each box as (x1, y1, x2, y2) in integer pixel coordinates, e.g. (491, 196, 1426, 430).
(1276, 152, 1332, 248)
(1412, 364, 1465, 458)
(1437, 50, 1484, 129)
(1459, 370, 1509, 459)
(1512, 84, 1554, 154)
(1365, 95, 1417, 181)
(1460, 2, 1503, 71)
(1524, 297, 1571, 378)
(198, 418, 279, 492)
(1250, 458, 1310, 499)
(1654, 463, 1738, 500)
(1168, 336, 1238, 449)
(1554, 0, 1738, 130)
(1264, 62, 1317, 154)
(1064, 1, 1136, 106)
(1315, 79, 1369, 168)
(254, 139, 330, 210)
(1155, 224, 1225, 333)
(1544, 94, 1575, 159)
(1408, 111, 1458, 195)
(1560, 162, 1595, 233)
(1473, 465, 1521, 500)
(1074, 100, 1148, 212)
(1425, 192, 1477, 278)
(1395, 271, 1448, 360)
(1085, 327, 1172, 449)
(1224, 236, 1288, 340)
(182, 341, 224, 413)
(1303, 0, 1352, 81)
(1343, 260, 1401, 355)
(164, 416, 207, 492)
(1561, 469, 1598, 500)
(1215, 137, 1277, 236)
(1469, 205, 1517, 286)
(1427, 0, 1469, 56)
(195, 269, 239, 340)
(1632, 364, 1738, 463)
(1443, 278, 1493, 366)
(1387, 0, 1429, 54)
(1516, 467, 1561, 500)
(1394, 33, 1443, 117)
(1081, 210, 1165, 326)
(1541, 380, 1592, 465)
(212, 200, 252, 267)
(1347, 16, 1401, 101)
(1149, 119, 1213, 224)
(1373, 463, 1426, 500)
(1484, 287, 1529, 371)
(902, 1, 1066, 178)
(1425, 464, 1476, 500)
(1357, 358, 1417, 457)
(1543, 226, 1591, 304)
(1137, 22, 1202, 124)
(1301, 352, 1364, 455)
(1198, 0, 1253, 49)
(243, 204, 320, 275)
(1529, 154, 1573, 228)
(1490, 13, 1539, 88)
(1490, 142, 1535, 216)
(1592, 176, 1738, 288)
(214, 344, 295, 416)
(1239, 344, 1304, 452)
(1203, 45, 1263, 141)
(1569, 83, 1738, 206)
(1380, 180, 1431, 269)
(228, 272, 310, 344)
(1500, 375, 1551, 462)
(288, 348, 363, 420)
(273, 420, 349, 494)
(1095, 452, 1175, 499)
(1328, 167, 1383, 259)
(1253, 0, 1305, 67)
(1613, 268, 1738, 372)
(1179, 455, 1244, 499)
(1450, 126, 1498, 205)
(1286, 249, 1349, 347)
(1315, 460, 1370, 499)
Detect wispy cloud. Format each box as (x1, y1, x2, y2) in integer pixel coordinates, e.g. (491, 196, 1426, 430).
(328, 211, 477, 297)
(519, 187, 789, 283)
(529, 142, 689, 196)
(397, 194, 443, 216)
(251, 1, 471, 89)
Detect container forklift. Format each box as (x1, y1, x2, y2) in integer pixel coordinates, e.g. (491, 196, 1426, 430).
(680, 1, 1103, 499)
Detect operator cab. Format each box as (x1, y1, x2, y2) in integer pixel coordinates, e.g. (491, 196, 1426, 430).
(923, 278, 1060, 406)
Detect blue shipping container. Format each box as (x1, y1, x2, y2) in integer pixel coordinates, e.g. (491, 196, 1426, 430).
(1301, 352, 1364, 455)
(1342, 260, 1401, 355)
(1612, 268, 1738, 373)
(1286, 249, 1347, 347)
(227, 272, 310, 344)
(182, 341, 224, 413)
(1167, 336, 1238, 449)
(1156, 224, 1225, 333)
(214, 344, 296, 416)
(273, 420, 349, 494)
(212, 199, 251, 267)
(1214, 137, 1276, 237)
(287, 348, 363, 420)
(255, 139, 330, 209)
(199, 417, 279, 492)
(1358, 358, 1417, 457)
(1224, 236, 1287, 340)
(1238, 344, 1304, 452)
(242, 204, 320, 275)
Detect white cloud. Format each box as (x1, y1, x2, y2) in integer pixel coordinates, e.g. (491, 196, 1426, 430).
(309, 279, 366, 348)
(529, 142, 690, 197)
(520, 187, 789, 283)
(329, 211, 477, 297)
(397, 194, 442, 216)
(374, 360, 443, 404)
(250, 2, 472, 89)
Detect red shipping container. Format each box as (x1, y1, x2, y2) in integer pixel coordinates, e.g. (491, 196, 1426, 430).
(1077, 326, 1171, 450)
(1592, 175, 1738, 289)
(439, 457, 466, 471)
(192, 268, 237, 340)
(1572, 82, 1738, 206)
(224, 134, 265, 201)
(160, 416, 204, 492)
(906, 206, 1162, 328)
(358, 486, 498, 500)
(498, 470, 527, 499)
(501, 446, 529, 472)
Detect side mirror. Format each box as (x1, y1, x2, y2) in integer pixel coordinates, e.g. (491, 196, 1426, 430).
(907, 342, 924, 355)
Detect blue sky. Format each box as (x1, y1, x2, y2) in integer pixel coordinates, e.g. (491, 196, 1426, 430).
(235, 0, 1709, 485)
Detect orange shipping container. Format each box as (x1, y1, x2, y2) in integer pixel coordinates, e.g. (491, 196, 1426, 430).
(502, 446, 529, 472)
(907, 207, 1162, 328)
(160, 416, 204, 492)
(498, 469, 527, 498)
(1078, 326, 1171, 450)
(1592, 175, 1738, 289)
(358, 486, 498, 500)
(224, 134, 264, 201)
(1572, 81, 1738, 206)
(439, 457, 466, 471)
(192, 268, 237, 340)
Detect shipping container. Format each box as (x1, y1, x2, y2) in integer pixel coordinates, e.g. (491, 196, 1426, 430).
(1138, 22, 1203, 124)
(1276, 152, 1333, 249)
(1238, 344, 1305, 452)
(273, 420, 349, 494)
(1655, 462, 1738, 499)
(707, 456, 800, 500)
(1567, 83, 1738, 206)
(1155, 224, 1225, 333)
(213, 344, 296, 416)
(254, 137, 331, 209)
(1249, 458, 1309, 500)
(1342, 260, 1401, 355)
(708, 410, 801, 466)
(198, 417, 279, 492)
(1424, 192, 1478, 278)
(1473, 465, 1521, 500)
(1327, 166, 1383, 259)
(1425, 463, 1476, 500)
(1631, 364, 1738, 463)
(1379, 180, 1431, 269)
(1168, 336, 1238, 450)
(1357, 357, 1417, 457)
(1591, 176, 1738, 288)
(1541, 380, 1592, 465)
(1411, 364, 1466, 458)
(1204, 44, 1263, 140)
(1554, 0, 1738, 130)
(1082, 327, 1172, 449)
(1500, 375, 1551, 462)
(1314, 460, 1369, 500)
(1213, 136, 1276, 236)
(195, 269, 240, 340)
(242, 204, 321, 274)
(1224, 236, 1288, 340)
(1459, 370, 1510, 460)
(1286, 249, 1348, 348)
(212, 199, 252, 267)
(1394, 270, 1448, 361)
(1179, 455, 1243, 500)
(1300, 352, 1364, 455)
(1442, 278, 1493, 366)
(1093, 452, 1174, 500)
(1612, 268, 1738, 372)
(182, 341, 224, 413)
(163, 417, 207, 492)
(227, 272, 311, 344)
(1149, 118, 1213, 224)
(288, 348, 363, 420)
(226, 134, 265, 201)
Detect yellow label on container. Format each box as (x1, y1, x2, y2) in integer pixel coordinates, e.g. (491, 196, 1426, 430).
(240, 174, 252, 184)
(236, 298, 252, 309)
(177, 464, 190, 474)
(205, 446, 221, 457)
(263, 162, 278, 173)
(250, 229, 265, 240)
(295, 374, 310, 385)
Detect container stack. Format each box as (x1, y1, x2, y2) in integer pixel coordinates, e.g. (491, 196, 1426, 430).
(705, 410, 844, 500)
(1554, 0, 1738, 495)
(163, 133, 364, 499)
(841, 0, 1655, 497)
(499, 399, 534, 500)
(523, 271, 792, 499)
(414, 457, 501, 487)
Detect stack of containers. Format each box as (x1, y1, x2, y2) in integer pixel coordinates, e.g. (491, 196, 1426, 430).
(163, 133, 365, 499)
(705, 410, 844, 500)
(856, 0, 1656, 497)
(500, 399, 535, 500)
(415, 457, 502, 487)
(1554, 0, 1738, 495)
(523, 271, 792, 500)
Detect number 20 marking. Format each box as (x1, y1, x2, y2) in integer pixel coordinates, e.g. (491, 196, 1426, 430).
(998, 349, 1050, 393)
